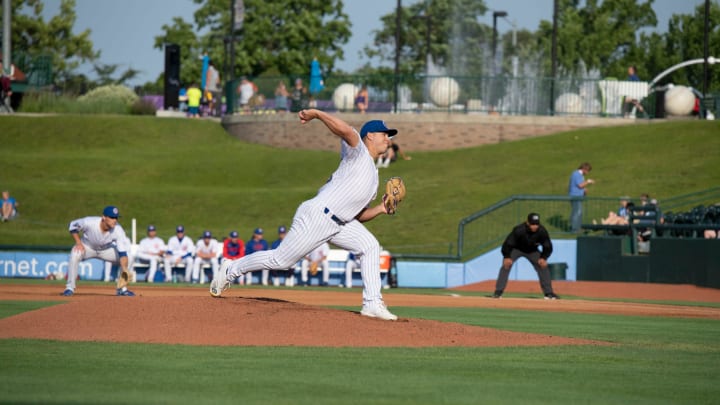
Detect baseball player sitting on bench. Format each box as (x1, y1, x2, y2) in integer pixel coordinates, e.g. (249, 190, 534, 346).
(300, 242, 330, 286)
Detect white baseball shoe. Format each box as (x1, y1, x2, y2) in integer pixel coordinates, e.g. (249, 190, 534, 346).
(210, 259, 232, 297)
(360, 301, 398, 321)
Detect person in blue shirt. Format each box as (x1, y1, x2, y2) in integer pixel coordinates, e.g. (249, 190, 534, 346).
(271, 225, 295, 286)
(568, 162, 594, 233)
(244, 228, 269, 285)
(1, 190, 18, 221)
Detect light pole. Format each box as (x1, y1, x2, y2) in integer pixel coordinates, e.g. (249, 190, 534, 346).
(492, 11, 507, 65)
(394, 0, 401, 113)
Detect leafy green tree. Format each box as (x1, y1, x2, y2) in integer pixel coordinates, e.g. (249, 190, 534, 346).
(153, 0, 351, 87)
(363, 0, 489, 76)
(534, 0, 657, 76)
(1, 0, 98, 83)
(93, 63, 141, 87)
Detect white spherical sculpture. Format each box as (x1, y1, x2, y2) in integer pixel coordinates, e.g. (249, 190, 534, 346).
(429, 77, 460, 107)
(332, 83, 359, 111)
(554, 93, 583, 115)
(664, 85, 695, 116)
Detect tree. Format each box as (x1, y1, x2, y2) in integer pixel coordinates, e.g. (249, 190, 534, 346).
(363, 0, 489, 77)
(1, 0, 98, 84)
(153, 0, 351, 86)
(534, 0, 657, 76)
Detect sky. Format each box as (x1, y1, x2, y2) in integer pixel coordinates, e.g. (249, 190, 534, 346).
(37, 0, 709, 86)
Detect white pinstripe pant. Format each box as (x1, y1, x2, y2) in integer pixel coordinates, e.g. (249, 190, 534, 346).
(226, 198, 384, 305)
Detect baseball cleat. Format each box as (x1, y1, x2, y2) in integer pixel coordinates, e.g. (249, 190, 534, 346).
(360, 302, 398, 321)
(61, 289, 74, 297)
(116, 288, 136, 296)
(544, 292, 560, 300)
(210, 259, 232, 297)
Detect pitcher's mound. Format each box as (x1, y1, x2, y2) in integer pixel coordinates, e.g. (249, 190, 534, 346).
(0, 296, 602, 347)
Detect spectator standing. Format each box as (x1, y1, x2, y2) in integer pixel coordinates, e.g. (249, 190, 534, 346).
(568, 162, 594, 233)
(62, 206, 135, 297)
(193, 231, 221, 284)
(270, 225, 293, 286)
(222, 230, 246, 285)
(165, 225, 195, 282)
(624, 65, 644, 118)
(237, 76, 255, 113)
(290, 78, 308, 112)
(135, 225, 169, 283)
(492, 213, 559, 299)
(274, 81, 290, 113)
(301, 242, 330, 286)
(355, 84, 369, 114)
(205, 60, 222, 117)
(0, 61, 12, 113)
(186, 83, 202, 118)
(178, 85, 188, 112)
(244, 228, 269, 285)
(1, 190, 18, 222)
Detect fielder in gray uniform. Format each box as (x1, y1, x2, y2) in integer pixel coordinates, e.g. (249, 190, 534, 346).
(62, 205, 135, 296)
(212, 109, 399, 320)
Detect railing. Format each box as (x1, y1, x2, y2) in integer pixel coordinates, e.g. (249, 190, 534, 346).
(221, 74, 719, 118)
(14, 69, 719, 118)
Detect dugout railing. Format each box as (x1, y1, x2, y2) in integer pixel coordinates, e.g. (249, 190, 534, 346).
(393, 187, 720, 262)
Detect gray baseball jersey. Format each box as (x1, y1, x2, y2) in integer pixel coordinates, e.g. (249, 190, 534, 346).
(68, 216, 130, 253)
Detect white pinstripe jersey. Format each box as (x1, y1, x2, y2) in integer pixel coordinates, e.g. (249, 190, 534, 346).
(317, 129, 378, 222)
(68, 216, 130, 253)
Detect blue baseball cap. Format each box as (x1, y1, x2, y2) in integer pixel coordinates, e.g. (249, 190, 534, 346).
(203, 230, 212, 238)
(278, 225, 287, 234)
(360, 120, 397, 139)
(254, 228, 263, 235)
(176, 225, 185, 233)
(230, 231, 239, 238)
(103, 206, 121, 218)
(147, 225, 156, 232)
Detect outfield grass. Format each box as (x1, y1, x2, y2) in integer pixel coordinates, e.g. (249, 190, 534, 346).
(0, 115, 718, 254)
(1, 299, 718, 404)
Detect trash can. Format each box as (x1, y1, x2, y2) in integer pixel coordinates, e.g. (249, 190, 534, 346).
(548, 263, 567, 280)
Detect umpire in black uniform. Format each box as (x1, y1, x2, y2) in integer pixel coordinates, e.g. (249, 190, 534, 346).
(492, 213, 559, 299)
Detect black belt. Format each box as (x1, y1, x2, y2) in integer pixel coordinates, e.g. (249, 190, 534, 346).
(323, 207, 346, 225)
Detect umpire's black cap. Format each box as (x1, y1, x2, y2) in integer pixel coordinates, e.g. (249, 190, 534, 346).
(527, 213, 540, 225)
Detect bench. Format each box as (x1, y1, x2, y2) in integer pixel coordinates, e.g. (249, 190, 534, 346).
(598, 80, 649, 117)
(294, 249, 390, 287)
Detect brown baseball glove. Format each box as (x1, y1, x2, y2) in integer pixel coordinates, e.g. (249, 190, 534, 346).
(310, 261, 319, 276)
(383, 177, 406, 215)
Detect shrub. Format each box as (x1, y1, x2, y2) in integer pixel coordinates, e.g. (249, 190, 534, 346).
(129, 98, 157, 115)
(77, 85, 138, 107)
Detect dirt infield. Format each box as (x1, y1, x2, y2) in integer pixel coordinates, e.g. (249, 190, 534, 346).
(0, 281, 718, 347)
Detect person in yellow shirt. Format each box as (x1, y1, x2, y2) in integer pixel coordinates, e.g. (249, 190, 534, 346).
(186, 83, 202, 118)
